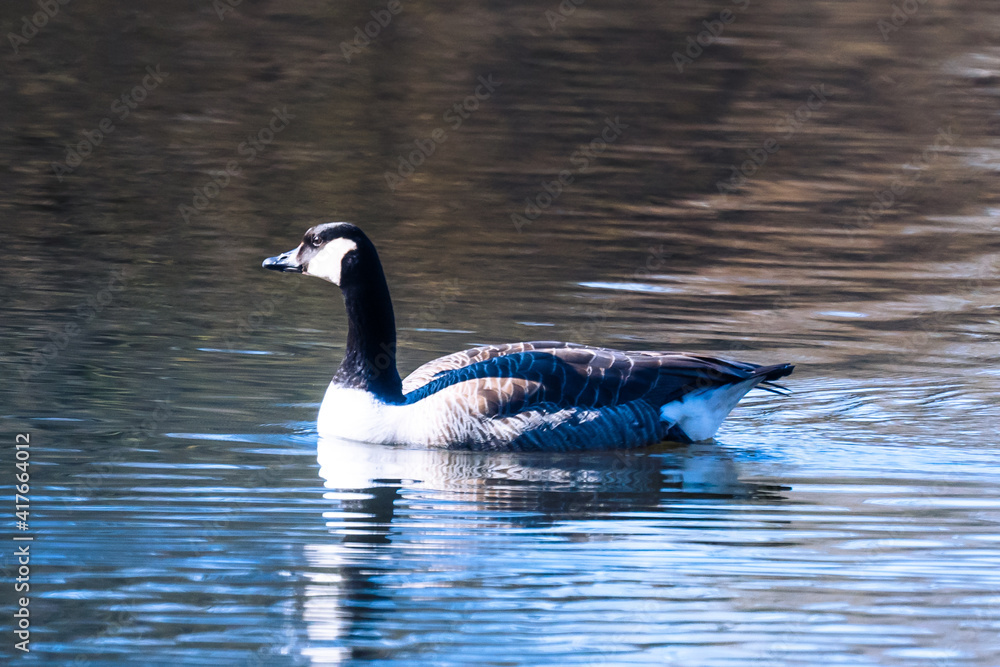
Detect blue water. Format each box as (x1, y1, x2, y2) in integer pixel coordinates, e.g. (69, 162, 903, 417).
(4, 0, 1000, 664)
(7, 370, 998, 665)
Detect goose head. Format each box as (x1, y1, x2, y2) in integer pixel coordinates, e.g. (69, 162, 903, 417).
(263, 222, 403, 401)
(262, 222, 375, 287)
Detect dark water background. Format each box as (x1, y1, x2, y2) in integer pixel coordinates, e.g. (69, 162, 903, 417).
(2, 0, 1000, 664)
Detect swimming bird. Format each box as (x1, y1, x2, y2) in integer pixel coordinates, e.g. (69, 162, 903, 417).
(263, 222, 793, 451)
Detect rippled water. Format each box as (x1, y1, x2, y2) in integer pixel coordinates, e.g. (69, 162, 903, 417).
(2, 0, 1000, 664)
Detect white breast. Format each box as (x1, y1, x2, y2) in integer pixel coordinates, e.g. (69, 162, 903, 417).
(318, 385, 399, 443)
(318, 383, 466, 446)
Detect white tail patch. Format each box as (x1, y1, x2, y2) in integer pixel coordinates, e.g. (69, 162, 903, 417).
(305, 238, 357, 285)
(659, 379, 758, 441)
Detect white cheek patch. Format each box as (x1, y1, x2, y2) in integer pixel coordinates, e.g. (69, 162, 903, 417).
(305, 238, 358, 285)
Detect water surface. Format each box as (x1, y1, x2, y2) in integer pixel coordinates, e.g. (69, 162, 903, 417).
(2, 0, 999, 664)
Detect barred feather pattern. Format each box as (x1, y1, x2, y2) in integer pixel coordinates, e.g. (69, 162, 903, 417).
(362, 341, 795, 451)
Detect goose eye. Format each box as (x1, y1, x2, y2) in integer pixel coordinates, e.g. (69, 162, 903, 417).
(310, 236, 323, 247)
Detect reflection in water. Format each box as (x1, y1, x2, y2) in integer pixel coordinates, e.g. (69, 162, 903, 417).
(305, 439, 788, 663)
(316, 437, 783, 505)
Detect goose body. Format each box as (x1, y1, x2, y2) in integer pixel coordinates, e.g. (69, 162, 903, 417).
(263, 223, 793, 451)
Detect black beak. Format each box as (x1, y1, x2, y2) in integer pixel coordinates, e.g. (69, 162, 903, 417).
(262, 248, 303, 273)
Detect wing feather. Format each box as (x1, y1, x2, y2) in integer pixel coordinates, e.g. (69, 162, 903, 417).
(401, 341, 577, 394)
(401, 341, 793, 421)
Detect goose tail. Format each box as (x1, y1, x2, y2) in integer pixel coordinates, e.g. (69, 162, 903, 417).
(659, 361, 794, 442)
(754, 363, 795, 395)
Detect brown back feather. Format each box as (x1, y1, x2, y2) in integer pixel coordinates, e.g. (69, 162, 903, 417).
(402, 341, 785, 419)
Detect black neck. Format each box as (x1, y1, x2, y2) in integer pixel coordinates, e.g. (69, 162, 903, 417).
(332, 262, 404, 403)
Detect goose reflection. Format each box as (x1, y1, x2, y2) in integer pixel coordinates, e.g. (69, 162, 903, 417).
(315, 436, 785, 509)
(299, 438, 787, 662)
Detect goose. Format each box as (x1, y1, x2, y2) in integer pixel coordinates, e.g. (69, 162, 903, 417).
(262, 222, 793, 451)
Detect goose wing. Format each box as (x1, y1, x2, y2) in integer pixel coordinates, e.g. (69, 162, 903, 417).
(401, 341, 583, 394)
(402, 342, 792, 418)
